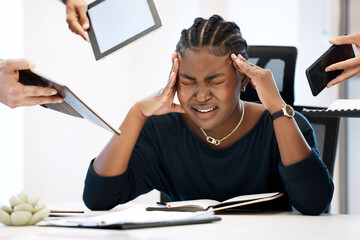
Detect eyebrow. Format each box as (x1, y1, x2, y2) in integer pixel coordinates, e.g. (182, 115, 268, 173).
(179, 73, 196, 80)
(179, 73, 225, 81)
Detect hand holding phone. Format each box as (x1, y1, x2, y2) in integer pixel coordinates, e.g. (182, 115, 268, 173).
(306, 44, 355, 96)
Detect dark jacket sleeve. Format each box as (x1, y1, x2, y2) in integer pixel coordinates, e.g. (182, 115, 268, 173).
(82, 118, 167, 210)
(278, 112, 334, 215)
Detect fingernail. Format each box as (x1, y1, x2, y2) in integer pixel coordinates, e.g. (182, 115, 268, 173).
(29, 61, 36, 69)
(51, 90, 57, 95)
(83, 23, 89, 29)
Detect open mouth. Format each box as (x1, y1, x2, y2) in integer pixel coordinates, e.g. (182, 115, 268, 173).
(193, 106, 218, 113)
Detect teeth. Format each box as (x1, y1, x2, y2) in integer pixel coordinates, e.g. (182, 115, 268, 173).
(197, 107, 216, 113)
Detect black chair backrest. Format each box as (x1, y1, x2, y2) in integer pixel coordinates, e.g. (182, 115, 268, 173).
(296, 107, 340, 177)
(241, 46, 297, 106)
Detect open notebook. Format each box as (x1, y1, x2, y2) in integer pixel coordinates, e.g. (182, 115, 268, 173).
(302, 99, 360, 118)
(19, 69, 120, 134)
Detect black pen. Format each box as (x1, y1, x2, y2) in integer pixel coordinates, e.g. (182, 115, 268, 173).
(156, 201, 166, 206)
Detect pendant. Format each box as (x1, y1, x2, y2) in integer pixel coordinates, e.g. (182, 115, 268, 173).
(206, 136, 221, 145)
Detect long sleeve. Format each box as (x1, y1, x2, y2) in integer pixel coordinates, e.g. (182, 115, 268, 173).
(278, 113, 334, 215)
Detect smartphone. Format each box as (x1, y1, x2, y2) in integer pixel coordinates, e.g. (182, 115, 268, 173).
(306, 44, 355, 96)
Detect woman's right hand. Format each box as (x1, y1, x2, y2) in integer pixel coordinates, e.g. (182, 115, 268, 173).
(136, 53, 185, 118)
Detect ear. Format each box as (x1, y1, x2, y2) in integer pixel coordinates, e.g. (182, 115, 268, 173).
(240, 72, 250, 89)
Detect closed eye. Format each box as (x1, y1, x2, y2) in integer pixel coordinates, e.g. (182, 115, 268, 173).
(207, 74, 225, 85)
(180, 80, 195, 86)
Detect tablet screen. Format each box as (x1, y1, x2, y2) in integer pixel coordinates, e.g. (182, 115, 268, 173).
(87, 0, 161, 60)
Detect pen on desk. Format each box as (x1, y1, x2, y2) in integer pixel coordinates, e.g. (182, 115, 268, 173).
(50, 210, 85, 214)
(156, 202, 166, 206)
(156, 202, 171, 208)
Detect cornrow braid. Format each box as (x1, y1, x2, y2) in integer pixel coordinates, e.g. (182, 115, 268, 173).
(190, 17, 205, 47)
(175, 14, 248, 59)
(213, 22, 239, 46)
(202, 15, 223, 45)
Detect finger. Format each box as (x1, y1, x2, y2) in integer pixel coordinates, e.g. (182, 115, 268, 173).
(327, 68, 360, 87)
(330, 33, 360, 45)
(325, 57, 359, 72)
(168, 57, 179, 83)
(163, 72, 177, 96)
(76, 4, 89, 30)
(169, 54, 178, 78)
(67, 15, 89, 42)
(231, 53, 256, 77)
(171, 103, 185, 113)
(2, 59, 36, 71)
(21, 85, 59, 97)
(171, 52, 179, 63)
(20, 96, 63, 107)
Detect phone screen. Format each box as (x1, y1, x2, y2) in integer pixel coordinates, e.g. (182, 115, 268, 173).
(306, 44, 355, 96)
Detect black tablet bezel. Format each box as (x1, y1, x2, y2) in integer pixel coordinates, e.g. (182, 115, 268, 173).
(306, 44, 355, 96)
(87, 0, 162, 60)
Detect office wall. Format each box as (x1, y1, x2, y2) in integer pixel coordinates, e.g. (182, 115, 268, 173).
(19, 0, 346, 209)
(0, 0, 24, 204)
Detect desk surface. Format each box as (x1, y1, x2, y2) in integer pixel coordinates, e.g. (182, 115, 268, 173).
(1, 203, 360, 240)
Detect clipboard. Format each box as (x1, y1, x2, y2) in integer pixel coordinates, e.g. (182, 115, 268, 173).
(19, 69, 120, 135)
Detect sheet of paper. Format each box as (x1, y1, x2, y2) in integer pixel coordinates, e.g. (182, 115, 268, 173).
(327, 99, 360, 111)
(44, 206, 213, 227)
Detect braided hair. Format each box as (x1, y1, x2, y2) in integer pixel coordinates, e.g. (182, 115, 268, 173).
(175, 15, 248, 59)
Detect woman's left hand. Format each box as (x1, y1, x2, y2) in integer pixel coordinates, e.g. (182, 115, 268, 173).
(231, 53, 285, 114)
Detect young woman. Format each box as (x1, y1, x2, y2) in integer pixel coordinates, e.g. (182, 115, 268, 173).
(83, 15, 333, 215)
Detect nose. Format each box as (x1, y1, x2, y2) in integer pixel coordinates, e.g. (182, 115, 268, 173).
(195, 84, 211, 102)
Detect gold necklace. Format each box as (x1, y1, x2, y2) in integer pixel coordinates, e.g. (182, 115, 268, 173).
(200, 100, 245, 146)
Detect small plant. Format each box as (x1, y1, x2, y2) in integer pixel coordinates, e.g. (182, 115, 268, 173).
(0, 191, 49, 226)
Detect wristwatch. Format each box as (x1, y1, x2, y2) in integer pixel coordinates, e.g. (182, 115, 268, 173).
(271, 105, 295, 121)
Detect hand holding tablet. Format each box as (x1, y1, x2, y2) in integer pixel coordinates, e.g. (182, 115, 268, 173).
(87, 0, 162, 60)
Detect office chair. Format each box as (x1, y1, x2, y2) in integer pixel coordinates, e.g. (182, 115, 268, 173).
(241, 46, 297, 106)
(295, 107, 341, 177)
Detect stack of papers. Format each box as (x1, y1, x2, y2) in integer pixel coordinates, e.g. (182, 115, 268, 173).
(42, 206, 220, 230)
(302, 99, 360, 118)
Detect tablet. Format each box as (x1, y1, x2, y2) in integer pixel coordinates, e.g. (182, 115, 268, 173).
(306, 44, 355, 96)
(19, 69, 121, 135)
(87, 0, 162, 60)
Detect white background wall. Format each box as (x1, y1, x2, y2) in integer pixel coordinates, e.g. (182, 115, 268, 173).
(1, 0, 355, 213)
(0, 0, 24, 204)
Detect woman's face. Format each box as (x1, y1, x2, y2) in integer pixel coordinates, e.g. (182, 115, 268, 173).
(177, 49, 243, 131)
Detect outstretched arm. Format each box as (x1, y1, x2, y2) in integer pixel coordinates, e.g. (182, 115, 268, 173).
(0, 59, 62, 108)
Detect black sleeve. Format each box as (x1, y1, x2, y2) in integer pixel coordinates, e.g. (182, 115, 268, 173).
(278, 112, 334, 215)
(82, 118, 169, 210)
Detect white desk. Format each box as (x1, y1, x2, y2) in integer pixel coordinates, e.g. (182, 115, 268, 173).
(1, 203, 360, 240)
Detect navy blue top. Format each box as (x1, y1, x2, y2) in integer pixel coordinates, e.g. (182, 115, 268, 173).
(83, 111, 334, 215)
